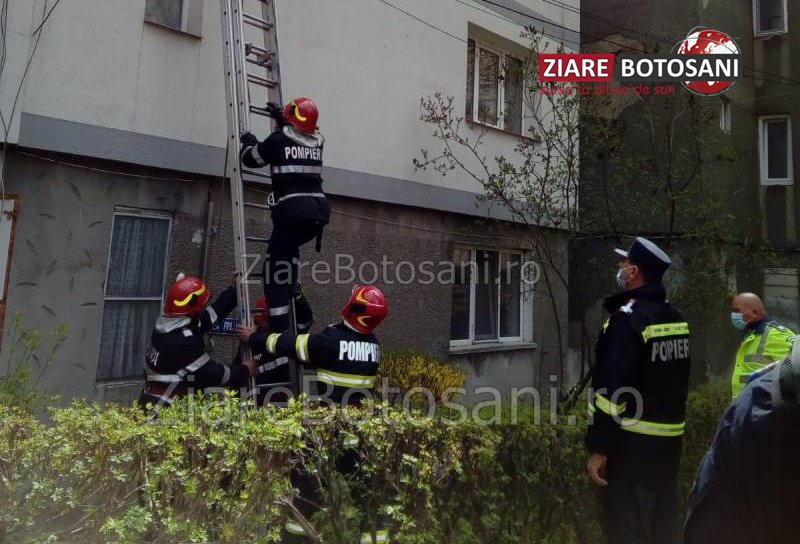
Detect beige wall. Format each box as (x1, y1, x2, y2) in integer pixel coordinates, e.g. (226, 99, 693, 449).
(8, 0, 579, 197)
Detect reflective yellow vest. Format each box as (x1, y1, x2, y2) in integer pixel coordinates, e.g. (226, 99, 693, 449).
(731, 319, 795, 398)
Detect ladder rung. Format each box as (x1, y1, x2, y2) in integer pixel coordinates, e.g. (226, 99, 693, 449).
(250, 105, 272, 117)
(244, 201, 271, 210)
(247, 73, 278, 88)
(255, 381, 296, 388)
(247, 56, 273, 69)
(245, 44, 273, 67)
(242, 168, 271, 179)
(245, 236, 271, 244)
(243, 12, 273, 31)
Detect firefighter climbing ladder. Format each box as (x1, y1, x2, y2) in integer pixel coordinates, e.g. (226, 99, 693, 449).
(220, 0, 298, 393)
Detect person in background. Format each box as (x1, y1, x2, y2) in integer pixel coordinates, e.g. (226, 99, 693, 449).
(729, 292, 795, 398)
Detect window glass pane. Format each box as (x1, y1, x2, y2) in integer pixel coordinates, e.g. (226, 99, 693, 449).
(500, 253, 522, 338)
(450, 249, 473, 340)
(97, 300, 161, 380)
(466, 39, 475, 120)
(504, 56, 523, 134)
(478, 48, 499, 125)
(474, 250, 498, 340)
(98, 214, 170, 381)
(766, 119, 789, 179)
(758, 0, 785, 32)
(145, 0, 184, 30)
(106, 215, 170, 297)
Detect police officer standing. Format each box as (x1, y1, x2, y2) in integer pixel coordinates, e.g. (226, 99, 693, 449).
(683, 340, 800, 543)
(240, 97, 330, 334)
(729, 292, 794, 398)
(586, 237, 691, 544)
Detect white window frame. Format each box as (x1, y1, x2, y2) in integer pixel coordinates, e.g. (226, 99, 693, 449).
(758, 115, 794, 186)
(0, 197, 18, 344)
(144, 0, 204, 37)
(449, 247, 529, 348)
(97, 208, 172, 381)
(469, 39, 524, 135)
(753, 0, 788, 37)
(720, 97, 732, 134)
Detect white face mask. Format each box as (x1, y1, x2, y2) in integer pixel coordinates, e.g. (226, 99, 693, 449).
(616, 265, 635, 289)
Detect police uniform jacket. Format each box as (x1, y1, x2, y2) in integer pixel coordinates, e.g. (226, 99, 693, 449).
(144, 286, 250, 401)
(250, 321, 380, 404)
(241, 126, 330, 225)
(587, 283, 691, 483)
(731, 316, 795, 398)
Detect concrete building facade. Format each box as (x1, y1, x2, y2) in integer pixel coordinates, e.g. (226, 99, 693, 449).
(0, 0, 579, 401)
(574, 0, 800, 383)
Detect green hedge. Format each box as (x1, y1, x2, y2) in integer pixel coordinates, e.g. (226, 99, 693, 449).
(0, 384, 730, 544)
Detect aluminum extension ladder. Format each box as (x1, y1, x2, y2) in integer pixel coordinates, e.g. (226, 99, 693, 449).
(219, 0, 298, 396)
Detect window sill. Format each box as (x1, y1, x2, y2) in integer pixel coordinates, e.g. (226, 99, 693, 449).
(761, 179, 794, 186)
(754, 30, 788, 39)
(144, 20, 202, 39)
(449, 341, 538, 355)
(466, 119, 538, 144)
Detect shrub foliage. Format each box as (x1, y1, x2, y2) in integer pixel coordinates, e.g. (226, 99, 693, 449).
(0, 380, 730, 544)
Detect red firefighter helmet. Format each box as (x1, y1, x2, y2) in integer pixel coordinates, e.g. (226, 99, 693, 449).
(252, 297, 269, 327)
(283, 97, 319, 134)
(163, 274, 211, 316)
(341, 285, 388, 334)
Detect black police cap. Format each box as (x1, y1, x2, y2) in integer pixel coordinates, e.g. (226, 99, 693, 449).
(614, 237, 672, 281)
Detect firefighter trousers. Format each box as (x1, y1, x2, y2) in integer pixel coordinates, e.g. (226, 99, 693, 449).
(601, 475, 679, 544)
(263, 218, 325, 333)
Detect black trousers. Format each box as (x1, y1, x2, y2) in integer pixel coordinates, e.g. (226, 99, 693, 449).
(602, 475, 679, 544)
(263, 218, 325, 333)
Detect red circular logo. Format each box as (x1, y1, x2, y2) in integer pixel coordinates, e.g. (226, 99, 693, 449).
(676, 28, 740, 96)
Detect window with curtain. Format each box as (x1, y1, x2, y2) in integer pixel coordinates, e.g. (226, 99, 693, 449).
(96, 212, 171, 381)
(466, 38, 525, 135)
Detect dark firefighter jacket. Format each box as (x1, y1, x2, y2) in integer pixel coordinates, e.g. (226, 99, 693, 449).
(249, 321, 380, 404)
(587, 283, 692, 484)
(143, 286, 250, 404)
(241, 125, 330, 225)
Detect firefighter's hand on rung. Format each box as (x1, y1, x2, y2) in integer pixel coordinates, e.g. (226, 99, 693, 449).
(242, 355, 258, 377)
(238, 324, 257, 343)
(240, 132, 258, 146)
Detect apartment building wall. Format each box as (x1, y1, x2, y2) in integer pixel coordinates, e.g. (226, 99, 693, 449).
(0, 0, 579, 400)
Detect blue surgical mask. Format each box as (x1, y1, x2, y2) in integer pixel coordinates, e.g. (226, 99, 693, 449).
(730, 312, 746, 331)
